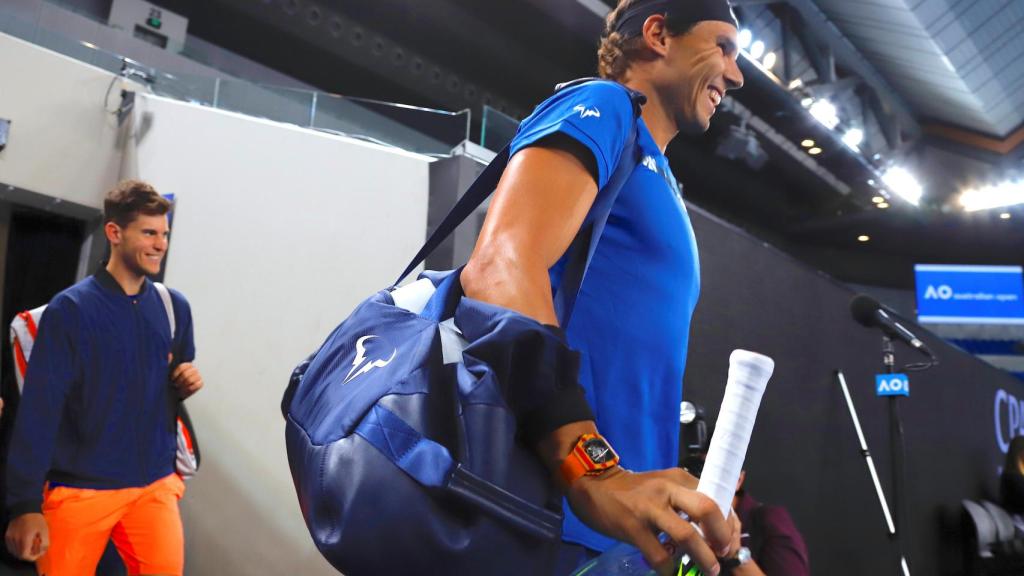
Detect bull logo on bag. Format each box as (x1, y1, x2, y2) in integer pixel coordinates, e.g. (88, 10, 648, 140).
(344, 335, 397, 384)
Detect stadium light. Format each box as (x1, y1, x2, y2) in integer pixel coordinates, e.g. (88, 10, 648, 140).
(842, 128, 864, 150)
(809, 99, 840, 129)
(738, 29, 753, 49)
(750, 40, 765, 59)
(960, 180, 1024, 212)
(882, 166, 923, 206)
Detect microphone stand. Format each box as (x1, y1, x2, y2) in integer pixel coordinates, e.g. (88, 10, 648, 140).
(835, 349, 911, 576)
(883, 336, 912, 576)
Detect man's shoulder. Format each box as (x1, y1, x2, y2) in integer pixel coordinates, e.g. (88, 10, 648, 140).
(757, 503, 802, 535)
(532, 80, 635, 121)
(47, 277, 99, 312)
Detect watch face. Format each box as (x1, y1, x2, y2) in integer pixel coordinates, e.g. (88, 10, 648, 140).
(583, 438, 614, 464)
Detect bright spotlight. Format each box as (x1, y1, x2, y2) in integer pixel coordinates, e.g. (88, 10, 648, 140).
(738, 29, 753, 49)
(809, 99, 840, 130)
(750, 40, 765, 59)
(801, 139, 815, 148)
(960, 181, 1024, 212)
(882, 166, 923, 206)
(801, 97, 814, 108)
(842, 128, 864, 150)
(857, 235, 870, 242)
(762, 51, 777, 70)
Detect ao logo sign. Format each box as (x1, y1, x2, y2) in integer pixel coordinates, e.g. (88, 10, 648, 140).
(994, 389, 1024, 453)
(923, 285, 954, 300)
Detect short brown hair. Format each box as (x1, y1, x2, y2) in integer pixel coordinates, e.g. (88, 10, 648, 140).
(598, 0, 698, 80)
(104, 179, 172, 228)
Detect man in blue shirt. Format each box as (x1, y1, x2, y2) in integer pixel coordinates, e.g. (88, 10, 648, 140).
(4, 180, 203, 576)
(460, 0, 744, 574)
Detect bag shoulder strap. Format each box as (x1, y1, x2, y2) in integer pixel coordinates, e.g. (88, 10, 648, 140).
(153, 282, 176, 339)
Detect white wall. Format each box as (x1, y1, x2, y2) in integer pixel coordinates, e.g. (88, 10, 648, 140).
(0, 32, 126, 207)
(132, 93, 431, 575)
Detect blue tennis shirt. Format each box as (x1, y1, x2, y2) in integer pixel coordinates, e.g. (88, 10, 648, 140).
(510, 81, 701, 551)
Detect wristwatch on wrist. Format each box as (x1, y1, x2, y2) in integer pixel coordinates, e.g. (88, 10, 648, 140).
(721, 546, 752, 571)
(560, 433, 620, 486)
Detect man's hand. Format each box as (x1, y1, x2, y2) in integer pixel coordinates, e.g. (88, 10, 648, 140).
(171, 362, 203, 399)
(567, 466, 735, 576)
(5, 513, 48, 562)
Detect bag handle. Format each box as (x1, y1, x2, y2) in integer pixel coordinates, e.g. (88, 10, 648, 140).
(355, 404, 562, 540)
(394, 80, 643, 327)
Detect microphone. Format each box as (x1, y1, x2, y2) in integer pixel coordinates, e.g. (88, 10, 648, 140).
(850, 294, 935, 359)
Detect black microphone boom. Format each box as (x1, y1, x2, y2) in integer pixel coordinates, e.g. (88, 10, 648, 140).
(850, 294, 936, 359)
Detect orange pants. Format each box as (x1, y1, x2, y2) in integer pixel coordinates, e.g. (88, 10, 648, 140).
(38, 473, 185, 576)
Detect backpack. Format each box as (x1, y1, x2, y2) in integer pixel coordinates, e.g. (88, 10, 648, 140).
(9, 281, 201, 479)
(283, 79, 645, 575)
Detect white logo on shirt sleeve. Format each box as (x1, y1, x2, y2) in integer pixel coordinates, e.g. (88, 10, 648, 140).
(573, 105, 601, 119)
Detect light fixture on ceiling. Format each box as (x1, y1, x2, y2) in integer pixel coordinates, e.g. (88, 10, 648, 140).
(882, 166, 923, 206)
(842, 128, 864, 151)
(788, 78, 803, 90)
(858, 235, 870, 242)
(872, 196, 885, 204)
(809, 99, 840, 130)
(749, 40, 766, 59)
(960, 180, 1024, 212)
(801, 139, 815, 148)
(801, 97, 814, 108)
(877, 202, 890, 209)
(762, 51, 777, 70)
(715, 122, 769, 171)
(808, 147, 822, 155)
(738, 29, 753, 49)
(1000, 212, 1012, 220)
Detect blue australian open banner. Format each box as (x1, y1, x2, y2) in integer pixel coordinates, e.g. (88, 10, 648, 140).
(915, 264, 1024, 324)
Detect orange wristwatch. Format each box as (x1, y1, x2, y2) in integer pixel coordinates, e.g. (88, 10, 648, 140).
(560, 433, 620, 486)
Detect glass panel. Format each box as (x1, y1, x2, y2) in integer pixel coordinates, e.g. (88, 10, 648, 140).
(214, 80, 315, 127)
(480, 106, 520, 152)
(0, 5, 473, 158)
(312, 94, 469, 156)
(149, 70, 218, 106)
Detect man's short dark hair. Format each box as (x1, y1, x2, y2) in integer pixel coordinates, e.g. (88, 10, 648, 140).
(598, 0, 699, 80)
(104, 180, 172, 228)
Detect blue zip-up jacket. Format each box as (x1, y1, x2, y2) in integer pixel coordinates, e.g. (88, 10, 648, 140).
(6, 269, 195, 517)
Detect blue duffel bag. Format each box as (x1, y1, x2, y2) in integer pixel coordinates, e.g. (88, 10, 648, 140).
(283, 79, 644, 575)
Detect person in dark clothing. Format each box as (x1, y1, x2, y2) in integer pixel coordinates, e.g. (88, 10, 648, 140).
(681, 413, 810, 576)
(4, 180, 203, 576)
(729, 471, 811, 576)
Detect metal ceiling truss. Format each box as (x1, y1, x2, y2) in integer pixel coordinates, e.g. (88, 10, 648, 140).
(733, 0, 920, 156)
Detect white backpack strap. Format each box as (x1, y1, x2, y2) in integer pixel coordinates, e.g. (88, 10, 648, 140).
(153, 282, 175, 339)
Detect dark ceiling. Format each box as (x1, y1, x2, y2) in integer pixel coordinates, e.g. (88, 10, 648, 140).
(153, 0, 1023, 289)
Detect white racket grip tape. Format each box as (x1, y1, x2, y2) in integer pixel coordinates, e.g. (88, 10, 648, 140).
(696, 350, 775, 520)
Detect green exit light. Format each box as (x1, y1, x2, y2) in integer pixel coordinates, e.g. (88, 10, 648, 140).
(146, 17, 162, 29)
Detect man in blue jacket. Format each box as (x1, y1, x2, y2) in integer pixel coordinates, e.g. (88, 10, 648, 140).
(4, 180, 203, 576)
